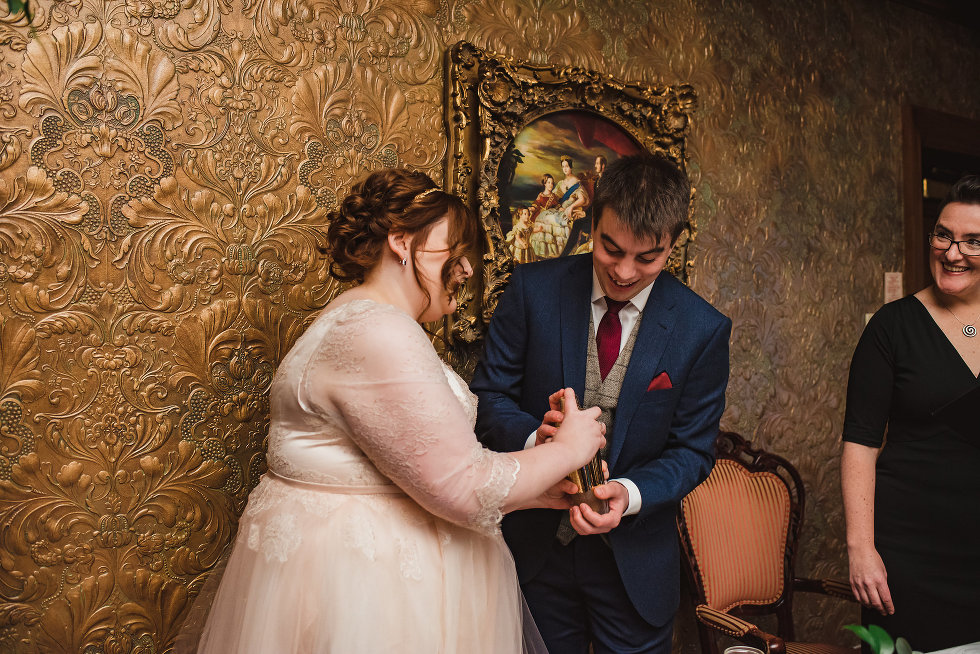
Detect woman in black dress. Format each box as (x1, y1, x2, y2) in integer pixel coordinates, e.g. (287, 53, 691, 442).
(842, 174, 980, 650)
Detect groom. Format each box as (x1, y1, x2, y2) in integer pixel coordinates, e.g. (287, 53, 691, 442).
(471, 153, 731, 653)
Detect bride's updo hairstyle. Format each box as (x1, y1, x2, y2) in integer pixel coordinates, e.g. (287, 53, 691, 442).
(326, 168, 478, 302)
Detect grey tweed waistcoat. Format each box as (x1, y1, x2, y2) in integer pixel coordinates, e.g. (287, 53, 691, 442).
(584, 309, 642, 454)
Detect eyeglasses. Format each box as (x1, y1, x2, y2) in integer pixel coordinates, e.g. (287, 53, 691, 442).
(928, 232, 980, 257)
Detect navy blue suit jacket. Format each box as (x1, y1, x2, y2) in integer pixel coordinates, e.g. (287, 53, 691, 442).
(471, 253, 731, 627)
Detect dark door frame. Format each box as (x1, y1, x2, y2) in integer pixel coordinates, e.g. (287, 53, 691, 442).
(902, 104, 980, 294)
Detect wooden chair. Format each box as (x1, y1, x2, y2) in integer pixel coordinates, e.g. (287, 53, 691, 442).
(676, 431, 856, 654)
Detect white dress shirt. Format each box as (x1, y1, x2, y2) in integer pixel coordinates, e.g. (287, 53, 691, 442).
(524, 270, 657, 516)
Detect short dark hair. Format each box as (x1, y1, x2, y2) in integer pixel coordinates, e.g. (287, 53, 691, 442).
(941, 174, 980, 211)
(591, 153, 690, 243)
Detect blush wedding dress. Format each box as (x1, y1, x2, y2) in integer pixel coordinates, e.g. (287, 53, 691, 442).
(180, 299, 544, 653)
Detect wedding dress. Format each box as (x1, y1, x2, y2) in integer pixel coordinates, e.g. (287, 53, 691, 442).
(185, 299, 543, 653)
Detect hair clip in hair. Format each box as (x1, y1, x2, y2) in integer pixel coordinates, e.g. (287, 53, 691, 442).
(413, 187, 439, 203)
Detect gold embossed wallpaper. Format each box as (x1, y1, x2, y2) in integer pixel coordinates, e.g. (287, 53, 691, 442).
(0, 0, 978, 652)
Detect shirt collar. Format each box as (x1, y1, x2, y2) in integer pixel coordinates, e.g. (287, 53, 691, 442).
(590, 268, 655, 312)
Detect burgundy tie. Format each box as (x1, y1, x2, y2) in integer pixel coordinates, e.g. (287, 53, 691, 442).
(597, 298, 628, 380)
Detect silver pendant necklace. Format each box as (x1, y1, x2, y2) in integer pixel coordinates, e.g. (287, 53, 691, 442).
(941, 303, 980, 338)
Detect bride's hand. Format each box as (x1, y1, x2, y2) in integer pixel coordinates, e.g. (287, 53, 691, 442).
(534, 389, 566, 446)
(534, 478, 579, 510)
(552, 388, 604, 468)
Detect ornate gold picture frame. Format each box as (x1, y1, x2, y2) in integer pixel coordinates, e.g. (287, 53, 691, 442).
(443, 41, 697, 369)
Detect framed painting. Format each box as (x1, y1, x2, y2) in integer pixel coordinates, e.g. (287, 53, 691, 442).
(497, 111, 642, 264)
(442, 41, 697, 369)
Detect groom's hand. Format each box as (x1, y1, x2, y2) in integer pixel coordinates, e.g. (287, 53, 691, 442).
(534, 389, 567, 445)
(568, 481, 628, 535)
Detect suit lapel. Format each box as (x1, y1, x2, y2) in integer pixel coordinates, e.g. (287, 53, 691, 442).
(559, 255, 593, 400)
(608, 273, 677, 468)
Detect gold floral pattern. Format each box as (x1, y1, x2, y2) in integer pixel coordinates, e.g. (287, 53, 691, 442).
(0, 0, 977, 652)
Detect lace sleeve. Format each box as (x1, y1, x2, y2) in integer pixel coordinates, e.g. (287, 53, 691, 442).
(301, 303, 519, 534)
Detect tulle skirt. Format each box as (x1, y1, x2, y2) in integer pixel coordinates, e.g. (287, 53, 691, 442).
(177, 473, 544, 654)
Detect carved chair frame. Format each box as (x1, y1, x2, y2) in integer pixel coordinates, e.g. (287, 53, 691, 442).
(677, 431, 855, 654)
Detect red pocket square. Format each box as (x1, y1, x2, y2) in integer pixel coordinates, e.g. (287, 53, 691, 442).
(647, 372, 672, 391)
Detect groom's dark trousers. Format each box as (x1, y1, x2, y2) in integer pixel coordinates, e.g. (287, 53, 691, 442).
(471, 254, 730, 654)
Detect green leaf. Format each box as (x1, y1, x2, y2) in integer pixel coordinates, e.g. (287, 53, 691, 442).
(844, 625, 875, 651)
(843, 624, 900, 654)
(868, 625, 895, 654)
(895, 637, 913, 654)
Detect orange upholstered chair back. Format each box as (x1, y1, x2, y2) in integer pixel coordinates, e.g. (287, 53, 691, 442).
(680, 457, 792, 612)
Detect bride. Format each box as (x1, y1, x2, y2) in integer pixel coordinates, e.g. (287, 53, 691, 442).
(181, 168, 605, 653)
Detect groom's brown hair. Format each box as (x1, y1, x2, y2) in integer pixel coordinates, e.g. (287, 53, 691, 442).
(591, 153, 690, 244)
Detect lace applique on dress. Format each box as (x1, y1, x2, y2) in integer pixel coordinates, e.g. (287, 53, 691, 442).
(396, 536, 423, 581)
(436, 523, 453, 548)
(342, 511, 376, 561)
(247, 512, 302, 563)
(309, 301, 433, 379)
(471, 447, 520, 534)
(338, 392, 443, 494)
(292, 486, 343, 518)
(247, 523, 260, 551)
(346, 460, 382, 485)
(309, 303, 373, 376)
(242, 477, 281, 519)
